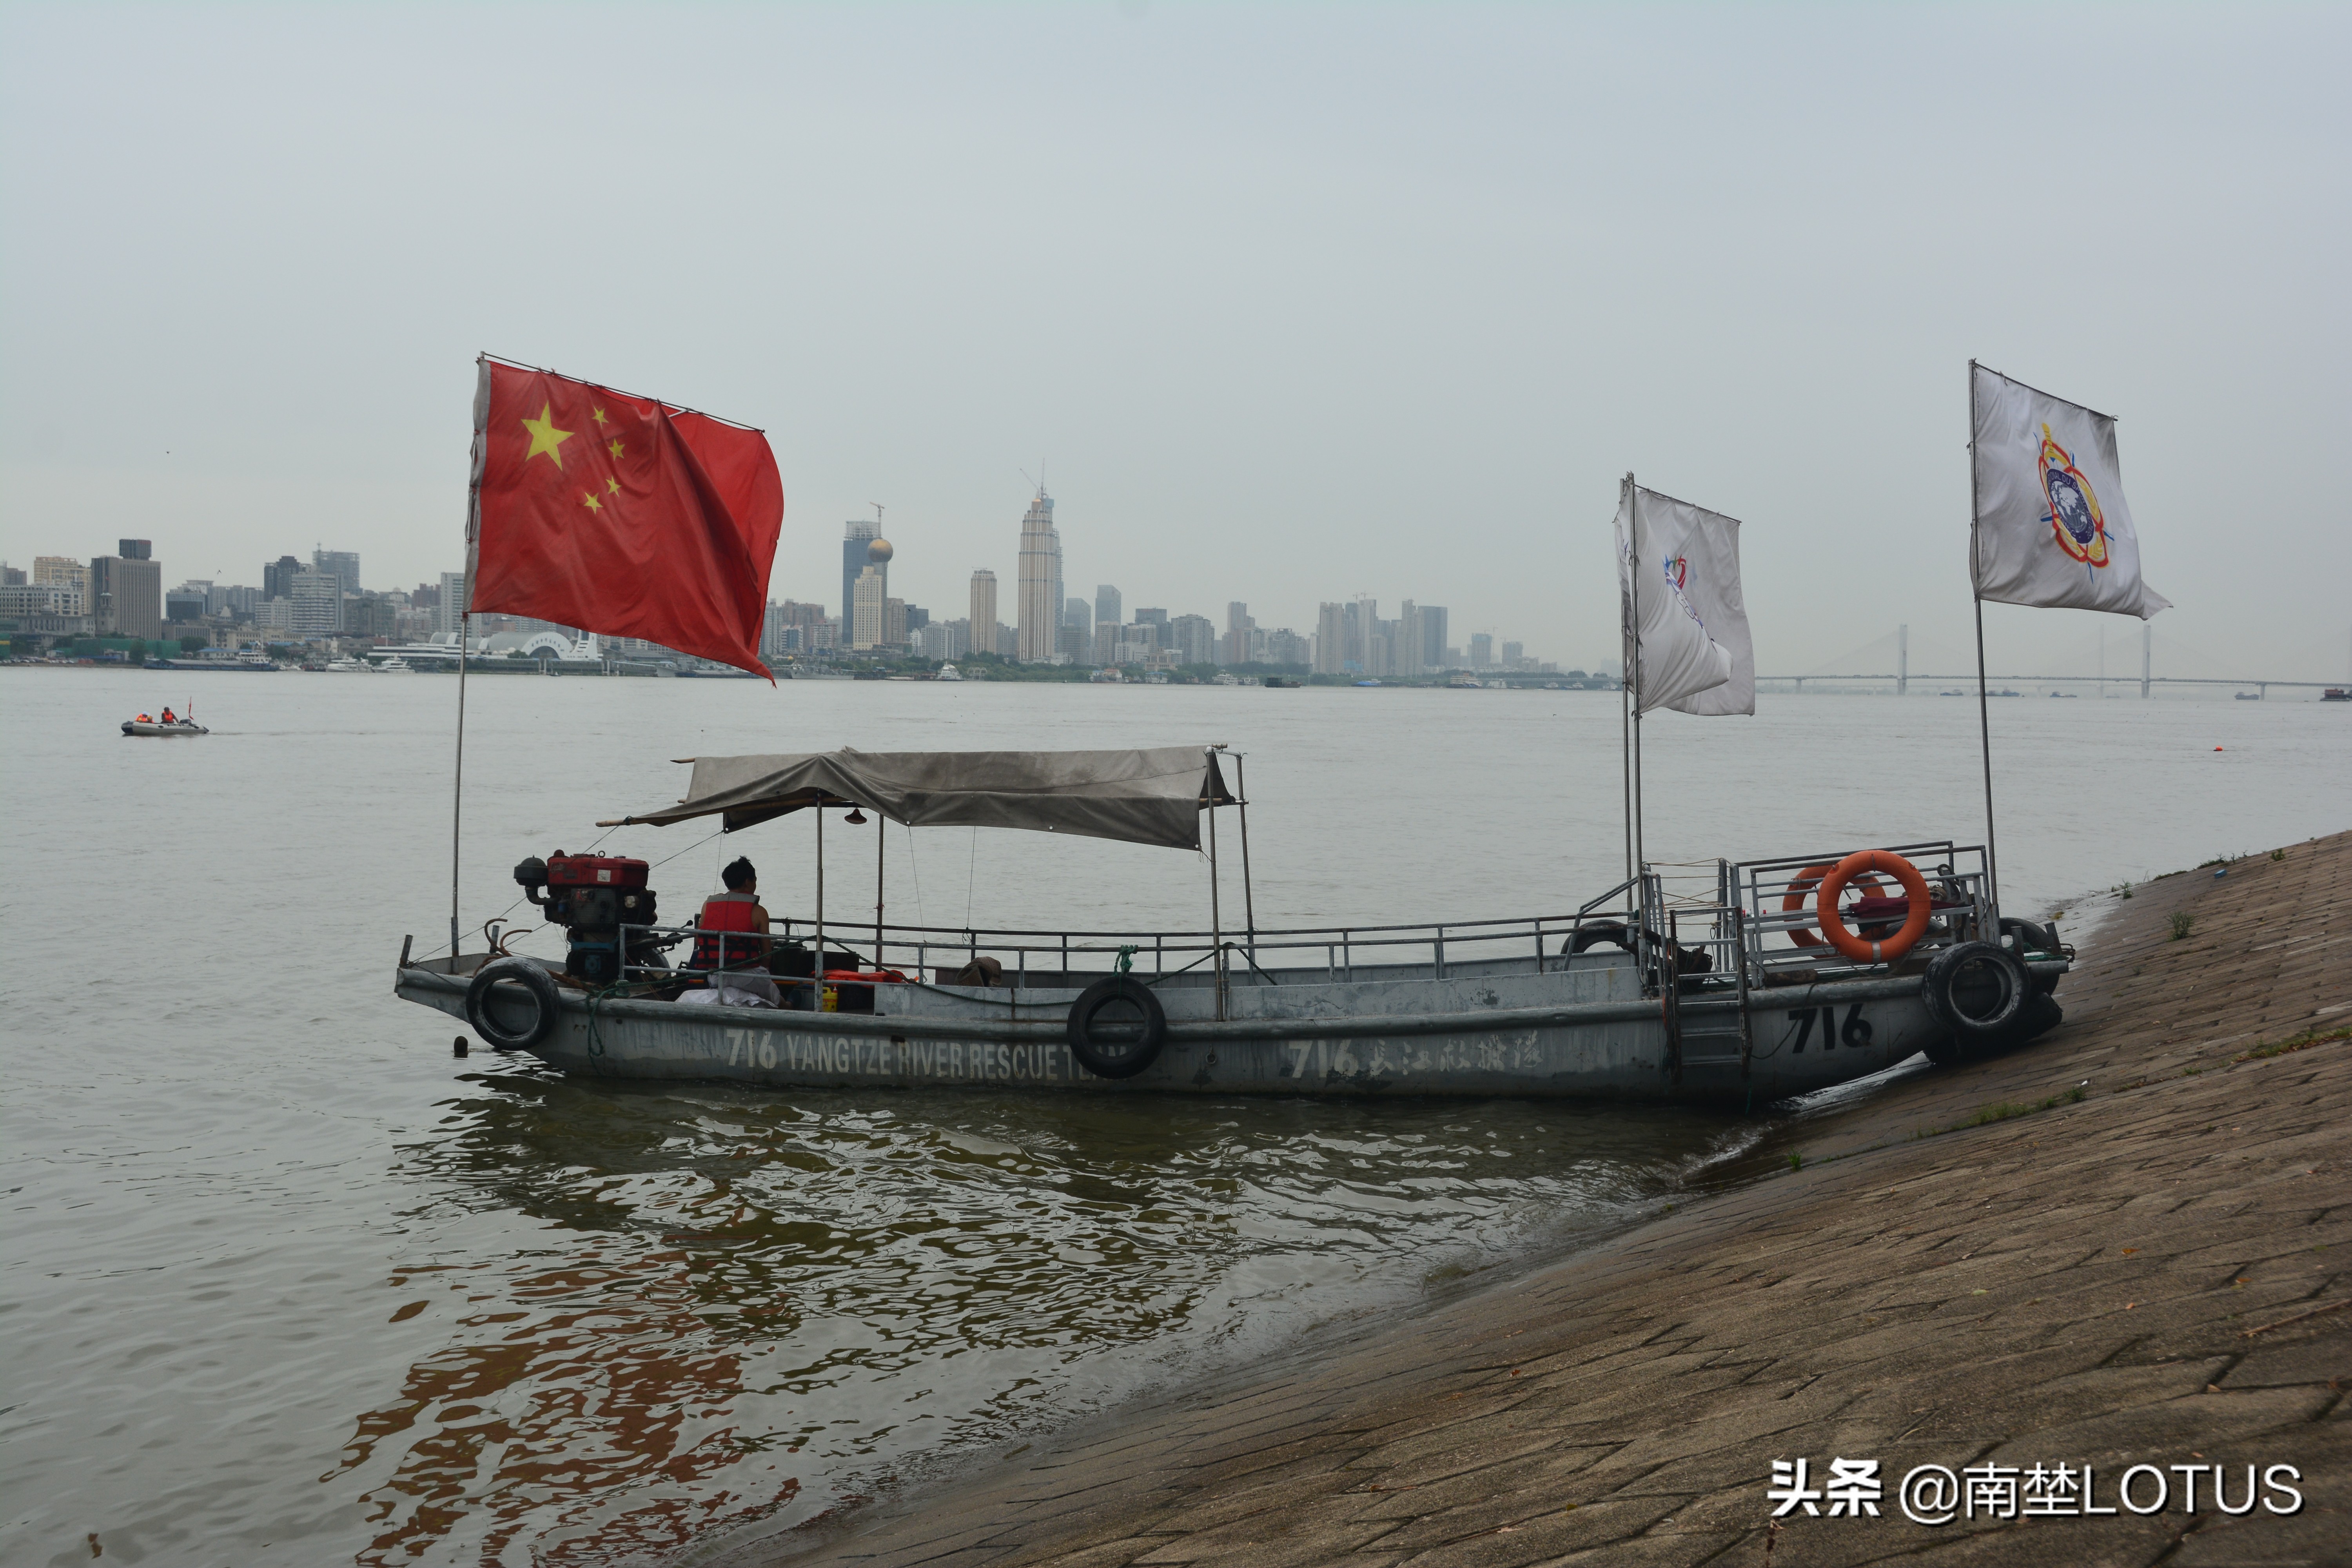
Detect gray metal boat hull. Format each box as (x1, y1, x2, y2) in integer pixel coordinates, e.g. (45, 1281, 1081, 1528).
(396, 951, 2049, 1105)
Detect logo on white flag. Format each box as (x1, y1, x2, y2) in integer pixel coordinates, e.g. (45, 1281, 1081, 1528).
(2037, 425, 2110, 570)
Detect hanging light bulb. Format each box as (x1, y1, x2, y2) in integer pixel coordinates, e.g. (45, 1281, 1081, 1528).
(844, 806, 868, 825)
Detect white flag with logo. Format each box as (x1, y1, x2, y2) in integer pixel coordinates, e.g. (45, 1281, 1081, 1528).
(1971, 363, 2170, 619)
(1616, 477, 1748, 715)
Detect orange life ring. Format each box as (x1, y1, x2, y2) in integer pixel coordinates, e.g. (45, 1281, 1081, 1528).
(1816, 850, 1932, 963)
(1782, 863, 1891, 949)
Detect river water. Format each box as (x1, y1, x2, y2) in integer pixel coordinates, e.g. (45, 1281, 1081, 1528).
(4, 670, 2345, 1567)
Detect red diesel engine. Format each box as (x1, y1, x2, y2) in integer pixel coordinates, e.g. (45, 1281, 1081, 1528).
(513, 853, 663, 986)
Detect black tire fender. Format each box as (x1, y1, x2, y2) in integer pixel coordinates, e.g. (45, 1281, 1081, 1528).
(1065, 975, 1167, 1080)
(465, 958, 562, 1053)
(1921, 941, 2031, 1047)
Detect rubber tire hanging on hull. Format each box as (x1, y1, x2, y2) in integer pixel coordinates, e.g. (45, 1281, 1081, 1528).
(466, 959, 562, 1053)
(1919, 941, 2032, 1065)
(1065, 976, 1167, 1079)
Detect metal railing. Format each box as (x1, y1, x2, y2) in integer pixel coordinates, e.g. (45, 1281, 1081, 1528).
(613, 899, 1657, 999)
(583, 843, 1992, 1009)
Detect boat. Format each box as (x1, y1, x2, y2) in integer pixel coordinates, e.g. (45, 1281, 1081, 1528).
(324, 657, 374, 673)
(936, 663, 962, 682)
(394, 747, 2069, 1105)
(373, 655, 414, 672)
(2235, 691, 2261, 701)
(2326, 688, 2350, 702)
(122, 716, 209, 737)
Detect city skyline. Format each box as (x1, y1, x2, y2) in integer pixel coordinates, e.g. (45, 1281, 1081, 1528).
(9, 8, 2341, 682)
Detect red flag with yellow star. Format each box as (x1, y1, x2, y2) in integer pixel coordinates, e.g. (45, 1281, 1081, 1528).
(465, 357, 783, 677)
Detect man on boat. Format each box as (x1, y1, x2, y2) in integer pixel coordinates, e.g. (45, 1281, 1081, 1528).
(136, 712, 152, 724)
(160, 707, 176, 725)
(694, 858, 781, 1004)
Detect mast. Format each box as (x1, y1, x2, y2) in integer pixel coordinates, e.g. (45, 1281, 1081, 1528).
(1967, 361, 2002, 913)
(449, 611, 469, 959)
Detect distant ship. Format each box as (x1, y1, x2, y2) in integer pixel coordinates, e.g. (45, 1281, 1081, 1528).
(2324, 688, 2350, 702)
(935, 663, 962, 682)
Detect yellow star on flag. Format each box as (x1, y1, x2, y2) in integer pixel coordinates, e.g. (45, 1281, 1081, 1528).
(608, 438, 624, 459)
(591, 407, 608, 425)
(581, 492, 602, 511)
(605, 475, 621, 495)
(521, 403, 575, 468)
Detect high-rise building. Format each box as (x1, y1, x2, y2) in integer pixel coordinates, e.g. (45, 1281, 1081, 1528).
(1094, 584, 1122, 628)
(1502, 640, 1525, 668)
(435, 572, 469, 637)
(1469, 632, 1494, 669)
(841, 520, 878, 624)
(89, 554, 163, 639)
(1419, 606, 1448, 670)
(1169, 613, 1214, 666)
(117, 539, 152, 561)
(289, 570, 341, 636)
(969, 570, 998, 654)
(1091, 621, 1118, 667)
(1395, 602, 1423, 678)
(1313, 603, 1346, 675)
(0, 563, 23, 586)
(1063, 596, 1090, 630)
(1015, 487, 1062, 662)
(264, 555, 304, 601)
(884, 597, 908, 647)
(313, 549, 361, 597)
(32, 557, 88, 615)
(852, 566, 886, 648)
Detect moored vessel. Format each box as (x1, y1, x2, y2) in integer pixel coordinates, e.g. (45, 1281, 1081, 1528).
(396, 746, 2067, 1105)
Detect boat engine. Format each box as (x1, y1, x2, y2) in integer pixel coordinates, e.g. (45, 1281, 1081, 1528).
(512, 853, 664, 985)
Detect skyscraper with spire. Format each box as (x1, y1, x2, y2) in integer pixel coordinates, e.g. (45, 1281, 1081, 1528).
(1015, 485, 1062, 662)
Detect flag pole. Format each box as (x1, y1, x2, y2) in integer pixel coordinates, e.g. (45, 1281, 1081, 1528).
(1627, 475, 1646, 879)
(450, 610, 469, 960)
(1621, 481, 1634, 885)
(1967, 361, 2002, 916)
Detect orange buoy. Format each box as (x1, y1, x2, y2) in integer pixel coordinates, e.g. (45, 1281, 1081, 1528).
(1815, 850, 1932, 964)
(1782, 862, 1891, 948)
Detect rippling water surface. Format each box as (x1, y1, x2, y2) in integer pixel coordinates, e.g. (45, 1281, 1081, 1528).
(4, 672, 2344, 1566)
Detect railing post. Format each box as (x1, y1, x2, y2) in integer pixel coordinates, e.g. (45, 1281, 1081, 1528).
(1733, 905, 1754, 1079)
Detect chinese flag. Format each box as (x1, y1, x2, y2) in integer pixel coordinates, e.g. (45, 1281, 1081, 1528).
(466, 358, 783, 677)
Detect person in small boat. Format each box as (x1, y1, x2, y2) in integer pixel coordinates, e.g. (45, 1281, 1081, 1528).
(160, 707, 176, 724)
(136, 712, 152, 724)
(693, 857, 781, 1004)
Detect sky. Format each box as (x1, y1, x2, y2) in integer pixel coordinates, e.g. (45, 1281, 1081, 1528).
(2, 2, 2345, 679)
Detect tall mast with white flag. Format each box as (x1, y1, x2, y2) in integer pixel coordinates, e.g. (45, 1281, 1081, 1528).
(1967, 361, 2169, 910)
(1616, 475, 1753, 877)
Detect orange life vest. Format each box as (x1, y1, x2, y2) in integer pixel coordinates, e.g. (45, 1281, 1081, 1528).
(692, 893, 765, 973)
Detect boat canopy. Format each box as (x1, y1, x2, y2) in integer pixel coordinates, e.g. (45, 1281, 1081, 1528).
(604, 746, 1236, 850)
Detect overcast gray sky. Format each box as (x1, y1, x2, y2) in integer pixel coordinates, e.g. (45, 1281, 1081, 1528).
(3, 2, 2344, 678)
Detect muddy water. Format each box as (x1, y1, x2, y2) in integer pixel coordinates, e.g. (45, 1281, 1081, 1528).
(4, 671, 2343, 1566)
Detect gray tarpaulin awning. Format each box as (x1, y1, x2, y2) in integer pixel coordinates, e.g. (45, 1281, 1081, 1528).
(603, 746, 1234, 851)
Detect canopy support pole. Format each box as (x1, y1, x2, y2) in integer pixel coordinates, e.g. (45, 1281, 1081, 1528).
(1207, 783, 1225, 1021)
(1232, 752, 1256, 967)
(1967, 360, 2002, 917)
(875, 809, 886, 969)
(449, 612, 468, 961)
(815, 803, 826, 967)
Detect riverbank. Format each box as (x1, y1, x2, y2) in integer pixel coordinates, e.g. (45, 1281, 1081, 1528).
(741, 829, 2351, 1568)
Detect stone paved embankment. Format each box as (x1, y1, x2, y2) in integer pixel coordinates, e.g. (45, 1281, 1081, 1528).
(745, 830, 2352, 1568)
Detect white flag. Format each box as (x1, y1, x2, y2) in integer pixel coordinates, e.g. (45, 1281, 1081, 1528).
(1617, 477, 1744, 714)
(1971, 363, 2170, 619)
